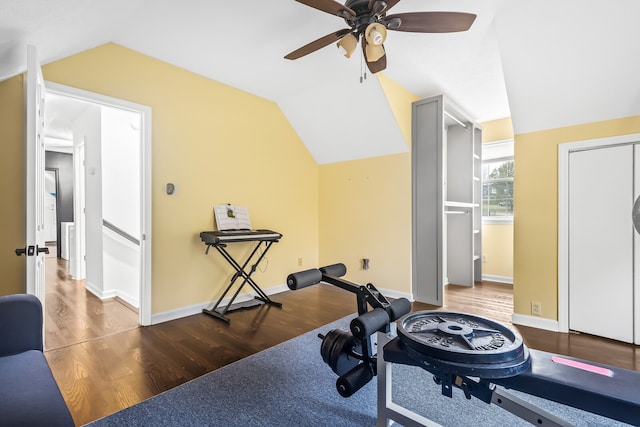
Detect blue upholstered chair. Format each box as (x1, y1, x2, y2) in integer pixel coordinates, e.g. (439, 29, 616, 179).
(0, 294, 74, 426)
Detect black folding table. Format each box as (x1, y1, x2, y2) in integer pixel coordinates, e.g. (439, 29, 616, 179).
(200, 230, 282, 323)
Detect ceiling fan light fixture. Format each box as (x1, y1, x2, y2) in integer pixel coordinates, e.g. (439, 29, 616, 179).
(337, 33, 357, 58)
(365, 43, 385, 62)
(365, 23, 387, 46)
(285, 2, 476, 74)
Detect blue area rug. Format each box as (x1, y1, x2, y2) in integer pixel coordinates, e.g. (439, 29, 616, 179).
(88, 315, 629, 426)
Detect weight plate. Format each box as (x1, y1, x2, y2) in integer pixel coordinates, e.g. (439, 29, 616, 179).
(397, 311, 527, 365)
(401, 339, 531, 379)
(320, 329, 361, 376)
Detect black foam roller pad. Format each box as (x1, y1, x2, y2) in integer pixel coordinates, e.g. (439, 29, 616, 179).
(286, 269, 322, 290)
(350, 308, 390, 338)
(388, 298, 412, 322)
(319, 263, 347, 277)
(336, 363, 374, 397)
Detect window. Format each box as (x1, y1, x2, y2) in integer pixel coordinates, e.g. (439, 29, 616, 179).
(482, 140, 514, 222)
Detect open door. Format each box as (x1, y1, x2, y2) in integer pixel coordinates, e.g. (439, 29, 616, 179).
(23, 45, 48, 302)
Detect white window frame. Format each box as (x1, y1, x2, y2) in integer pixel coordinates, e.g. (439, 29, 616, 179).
(482, 139, 514, 225)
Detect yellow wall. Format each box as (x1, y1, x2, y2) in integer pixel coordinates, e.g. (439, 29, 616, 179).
(40, 43, 319, 314)
(319, 154, 411, 293)
(481, 223, 513, 278)
(0, 75, 26, 295)
(318, 74, 418, 294)
(0, 45, 419, 312)
(514, 115, 640, 319)
(377, 74, 417, 144)
(482, 117, 513, 143)
(480, 117, 514, 281)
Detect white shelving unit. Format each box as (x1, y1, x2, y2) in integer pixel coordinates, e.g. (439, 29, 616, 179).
(411, 95, 482, 305)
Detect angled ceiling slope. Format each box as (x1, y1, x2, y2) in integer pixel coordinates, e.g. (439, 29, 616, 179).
(280, 75, 408, 165)
(495, 0, 640, 134)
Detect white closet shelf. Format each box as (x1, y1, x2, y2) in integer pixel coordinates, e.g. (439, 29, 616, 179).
(444, 200, 475, 208)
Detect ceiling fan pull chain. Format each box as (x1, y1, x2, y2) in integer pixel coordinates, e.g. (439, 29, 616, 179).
(360, 49, 367, 83)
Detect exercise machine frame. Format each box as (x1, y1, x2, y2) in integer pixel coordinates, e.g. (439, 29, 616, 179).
(288, 264, 640, 427)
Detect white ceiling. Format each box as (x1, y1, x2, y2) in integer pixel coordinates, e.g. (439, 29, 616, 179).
(2, 0, 640, 163)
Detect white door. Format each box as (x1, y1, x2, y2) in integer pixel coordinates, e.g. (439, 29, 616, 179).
(634, 146, 640, 344)
(568, 144, 635, 343)
(25, 45, 48, 302)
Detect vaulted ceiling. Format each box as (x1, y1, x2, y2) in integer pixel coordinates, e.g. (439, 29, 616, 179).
(2, 0, 639, 163)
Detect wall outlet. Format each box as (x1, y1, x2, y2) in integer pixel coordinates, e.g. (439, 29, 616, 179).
(531, 301, 542, 316)
(297, 257, 303, 267)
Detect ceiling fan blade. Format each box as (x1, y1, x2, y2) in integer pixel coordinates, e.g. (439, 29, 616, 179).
(368, 0, 400, 15)
(362, 40, 387, 74)
(294, 0, 356, 18)
(285, 29, 352, 60)
(385, 11, 476, 33)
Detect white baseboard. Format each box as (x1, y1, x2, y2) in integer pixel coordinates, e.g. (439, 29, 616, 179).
(85, 281, 115, 300)
(115, 290, 139, 309)
(378, 288, 414, 302)
(151, 284, 290, 325)
(511, 313, 559, 332)
(482, 275, 513, 284)
(85, 281, 140, 308)
(150, 284, 413, 325)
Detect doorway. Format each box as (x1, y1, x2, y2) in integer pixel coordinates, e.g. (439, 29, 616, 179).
(40, 82, 152, 349)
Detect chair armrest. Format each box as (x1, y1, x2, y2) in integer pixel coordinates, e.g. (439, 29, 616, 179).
(0, 294, 43, 355)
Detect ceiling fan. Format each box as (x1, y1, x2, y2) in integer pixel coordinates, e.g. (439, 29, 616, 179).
(284, 0, 476, 74)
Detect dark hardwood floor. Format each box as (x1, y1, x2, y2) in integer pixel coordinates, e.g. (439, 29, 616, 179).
(43, 261, 640, 426)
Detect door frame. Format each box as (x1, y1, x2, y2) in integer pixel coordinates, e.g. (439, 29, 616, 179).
(45, 81, 153, 326)
(558, 133, 640, 334)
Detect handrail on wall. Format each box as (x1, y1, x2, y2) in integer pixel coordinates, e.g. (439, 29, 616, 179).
(103, 219, 140, 246)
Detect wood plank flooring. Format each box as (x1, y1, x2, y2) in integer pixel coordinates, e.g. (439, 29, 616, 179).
(44, 255, 139, 351)
(44, 271, 640, 426)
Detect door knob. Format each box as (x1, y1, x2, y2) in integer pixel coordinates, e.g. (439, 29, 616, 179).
(14, 245, 49, 256)
(633, 195, 640, 234)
